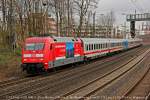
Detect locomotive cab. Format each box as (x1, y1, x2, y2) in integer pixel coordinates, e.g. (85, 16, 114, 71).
(21, 37, 54, 74)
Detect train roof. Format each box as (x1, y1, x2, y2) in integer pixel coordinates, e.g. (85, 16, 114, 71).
(53, 37, 81, 42)
(25, 37, 54, 43)
(81, 38, 124, 43)
(25, 36, 142, 43)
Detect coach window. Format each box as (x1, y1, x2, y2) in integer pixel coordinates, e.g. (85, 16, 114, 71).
(90, 44, 92, 50)
(96, 44, 97, 49)
(89, 44, 91, 50)
(90, 44, 91, 50)
(86, 44, 88, 51)
(112, 43, 114, 47)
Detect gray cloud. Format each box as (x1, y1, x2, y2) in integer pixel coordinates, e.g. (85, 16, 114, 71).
(96, 0, 150, 25)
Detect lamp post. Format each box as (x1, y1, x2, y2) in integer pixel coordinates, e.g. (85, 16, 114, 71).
(93, 11, 96, 37)
(122, 13, 128, 39)
(43, 0, 48, 35)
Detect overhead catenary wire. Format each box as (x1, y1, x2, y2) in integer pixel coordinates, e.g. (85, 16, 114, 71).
(130, 0, 144, 13)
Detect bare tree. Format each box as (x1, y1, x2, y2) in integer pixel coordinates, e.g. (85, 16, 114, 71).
(73, 0, 99, 37)
(1, 0, 7, 30)
(74, 0, 90, 37)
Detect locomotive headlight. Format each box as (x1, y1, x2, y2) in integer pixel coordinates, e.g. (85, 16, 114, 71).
(40, 58, 44, 61)
(23, 59, 27, 61)
(23, 54, 31, 58)
(36, 54, 44, 58)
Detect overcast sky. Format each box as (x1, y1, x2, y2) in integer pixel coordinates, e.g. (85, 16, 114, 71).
(96, 0, 150, 26)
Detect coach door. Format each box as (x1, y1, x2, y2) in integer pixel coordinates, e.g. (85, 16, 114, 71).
(66, 42, 74, 58)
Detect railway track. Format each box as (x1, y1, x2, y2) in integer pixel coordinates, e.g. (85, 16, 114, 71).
(90, 53, 150, 100)
(0, 46, 143, 89)
(0, 46, 142, 89)
(119, 62, 150, 100)
(146, 92, 150, 100)
(56, 48, 150, 100)
(0, 46, 148, 100)
(120, 65, 150, 100)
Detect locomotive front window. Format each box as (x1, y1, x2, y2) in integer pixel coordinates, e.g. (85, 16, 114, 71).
(35, 43, 44, 50)
(25, 43, 44, 50)
(26, 43, 35, 50)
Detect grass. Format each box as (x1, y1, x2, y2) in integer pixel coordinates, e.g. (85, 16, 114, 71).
(0, 48, 22, 81)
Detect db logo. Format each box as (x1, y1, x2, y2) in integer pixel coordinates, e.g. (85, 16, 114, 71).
(32, 54, 36, 57)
